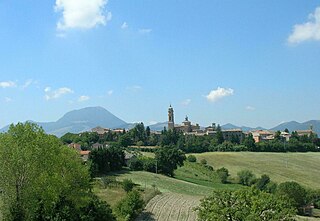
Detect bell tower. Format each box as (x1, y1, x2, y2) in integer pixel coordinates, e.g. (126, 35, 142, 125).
(168, 105, 174, 130)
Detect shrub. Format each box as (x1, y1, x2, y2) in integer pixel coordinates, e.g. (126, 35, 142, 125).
(80, 195, 116, 221)
(216, 167, 229, 184)
(187, 155, 197, 162)
(200, 159, 207, 165)
(277, 181, 306, 209)
(115, 190, 145, 221)
(254, 174, 270, 191)
(237, 170, 256, 186)
(128, 157, 143, 171)
(122, 179, 135, 193)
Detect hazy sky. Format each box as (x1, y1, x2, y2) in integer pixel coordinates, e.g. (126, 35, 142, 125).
(1, 0, 320, 129)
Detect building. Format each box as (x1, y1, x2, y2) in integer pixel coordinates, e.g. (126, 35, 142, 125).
(166, 105, 244, 141)
(222, 129, 245, 143)
(92, 126, 110, 135)
(68, 143, 82, 152)
(167, 105, 200, 133)
(251, 130, 275, 143)
(296, 130, 314, 137)
(80, 151, 90, 162)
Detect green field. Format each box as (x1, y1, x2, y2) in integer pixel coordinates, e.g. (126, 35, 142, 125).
(193, 152, 320, 189)
(110, 170, 226, 196)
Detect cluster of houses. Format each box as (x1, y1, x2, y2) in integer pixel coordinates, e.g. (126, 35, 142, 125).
(167, 105, 315, 143)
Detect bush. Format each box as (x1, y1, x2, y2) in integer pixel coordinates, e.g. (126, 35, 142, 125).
(80, 195, 116, 221)
(277, 181, 306, 209)
(122, 179, 135, 192)
(254, 174, 270, 191)
(187, 155, 197, 162)
(115, 190, 145, 221)
(140, 157, 156, 173)
(200, 159, 207, 165)
(237, 170, 256, 186)
(128, 157, 143, 171)
(216, 167, 229, 184)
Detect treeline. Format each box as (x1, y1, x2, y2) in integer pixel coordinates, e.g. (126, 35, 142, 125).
(61, 123, 320, 153)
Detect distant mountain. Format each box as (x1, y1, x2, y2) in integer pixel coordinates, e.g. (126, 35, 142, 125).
(271, 120, 320, 135)
(221, 123, 265, 131)
(0, 107, 129, 137)
(148, 122, 168, 131)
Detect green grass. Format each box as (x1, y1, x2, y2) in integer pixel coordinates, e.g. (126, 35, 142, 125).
(109, 170, 241, 196)
(174, 161, 241, 190)
(193, 152, 320, 189)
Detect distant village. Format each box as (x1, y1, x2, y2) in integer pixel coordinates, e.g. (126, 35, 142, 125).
(68, 105, 316, 161)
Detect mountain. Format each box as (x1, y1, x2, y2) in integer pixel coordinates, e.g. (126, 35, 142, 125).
(271, 120, 320, 135)
(221, 123, 265, 131)
(0, 107, 128, 137)
(148, 122, 168, 131)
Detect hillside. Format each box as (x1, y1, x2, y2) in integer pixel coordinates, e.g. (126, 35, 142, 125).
(194, 152, 320, 189)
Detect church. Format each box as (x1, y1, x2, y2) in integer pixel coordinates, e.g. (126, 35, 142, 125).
(167, 105, 200, 133)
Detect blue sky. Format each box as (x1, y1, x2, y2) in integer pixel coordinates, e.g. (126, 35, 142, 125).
(1, 0, 320, 129)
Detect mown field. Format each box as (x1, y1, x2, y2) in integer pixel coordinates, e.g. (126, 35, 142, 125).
(193, 152, 320, 189)
(136, 193, 201, 221)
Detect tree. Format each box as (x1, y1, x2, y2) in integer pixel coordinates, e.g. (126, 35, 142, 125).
(196, 188, 296, 221)
(254, 174, 270, 191)
(215, 125, 224, 144)
(155, 146, 186, 176)
(0, 122, 91, 220)
(277, 181, 306, 209)
(89, 146, 125, 177)
(187, 155, 197, 162)
(242, 133, 256, 150)
(115, 190, 144, 221)
(122, 179, 135, 193)
(237, 170, 256, 186)
(216, 167, 229, 184)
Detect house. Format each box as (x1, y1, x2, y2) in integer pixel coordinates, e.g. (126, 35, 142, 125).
(80, 150, 91, 162)
(68, 143, 82, 152)
(91, 142, 105, 150)
(296, 130, 314, 137)
(251, 130, 275, 143)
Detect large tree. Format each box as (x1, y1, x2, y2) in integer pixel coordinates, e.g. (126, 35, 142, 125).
(155, 146, 186, 176)
(0, 123, 96, 220)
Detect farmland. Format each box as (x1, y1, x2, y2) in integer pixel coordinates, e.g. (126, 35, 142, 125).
(136, 193, 201, 221)
(193, 152, 320, 189)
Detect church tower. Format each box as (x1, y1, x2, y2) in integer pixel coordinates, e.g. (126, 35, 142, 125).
(168, 105, 174, 130)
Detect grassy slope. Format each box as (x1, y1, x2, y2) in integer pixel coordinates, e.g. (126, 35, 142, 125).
(110, 170, 216, 196)
(193, 152, 320, 189)
(174, 161, 242, 190)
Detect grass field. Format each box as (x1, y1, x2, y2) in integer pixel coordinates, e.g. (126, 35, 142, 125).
(193, 152, 320, 189)
(110, 170, 215, 196)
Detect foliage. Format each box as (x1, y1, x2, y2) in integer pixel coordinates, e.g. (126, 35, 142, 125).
(128, 157, 143, 171)
(254, 174, 271, 191)
(277, 181, 306, 209)
(88, 146, 125, 177)
(196, 188, 296, 221)
(200, 159, 207, 165)
(122, 179, 135, 193)
(237, 170, 256, 186)
(115, 190, 144, 221)
(0, 122, 114, 221)
(79, 195, 115, 221)
(187, 155, 197, 162)
(216, 167, 229, 184)
(155, 146, 186, 176)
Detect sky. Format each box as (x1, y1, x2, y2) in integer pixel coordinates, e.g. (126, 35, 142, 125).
(1, 0, 320, 129)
